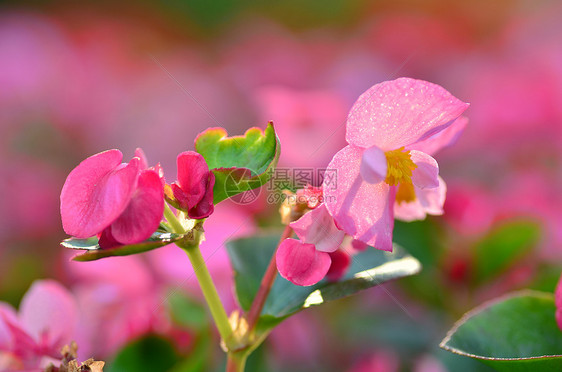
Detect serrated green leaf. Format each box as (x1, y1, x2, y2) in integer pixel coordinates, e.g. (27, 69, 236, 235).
(63, 231, 185, 261)
(440, 290, 562, 371)
(195, 122, 280, 204)
(226, 233, 421, 331)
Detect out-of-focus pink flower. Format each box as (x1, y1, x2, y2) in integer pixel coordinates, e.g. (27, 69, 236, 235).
(326, 249, 352, 282)
(254, 86, 348, 167)
(277, 204, 345, 286)
(0, 280, 77, 369)
(347, 349, 400, 372)
(169, 151, 214, 219)
(555, 273, 562, 331)
(324, 78, 469, 251)
(64, 254, 165, 359)
(60, 148, 163, 248)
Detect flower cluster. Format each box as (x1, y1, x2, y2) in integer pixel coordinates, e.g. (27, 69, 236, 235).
(277, 78, 469, 286)
(60, 148, 215, 248)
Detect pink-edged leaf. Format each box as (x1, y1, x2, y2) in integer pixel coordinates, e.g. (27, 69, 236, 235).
(410, 150, 439, 189)
(323, 146, 395, 251)
(60, 150, 140, 238)
(276, 239, 332, 286)
(290, 204, 345, 253)
(110, 169, 164, 245)
(345, 78, 469, 150)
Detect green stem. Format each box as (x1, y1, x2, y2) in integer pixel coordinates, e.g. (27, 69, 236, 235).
(182, 242, 233, 346)
(226, 352, 247, 372)
(163, 203, 186, 234)
(165, 203, 233, 349)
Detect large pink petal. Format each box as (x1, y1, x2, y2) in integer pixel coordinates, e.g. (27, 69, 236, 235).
(410, 151, 439, 189)
(61, 150, 140, 238)
(394, 176, 446, 222)
(290, 204, 345, 253)
(134, 148, 149, 170)
(408, 116, 468, 156)
(360, 146, 387, 184)
(110, 169, 164, 245)
(276, 239, 332, 286)
(323, 146, 395, 251)
(345, 78, 469, 150)
(176, 151, 210, 210)
(19, 280, 77, 350)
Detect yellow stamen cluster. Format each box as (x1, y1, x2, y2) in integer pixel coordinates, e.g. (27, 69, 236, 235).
(384, 147, 418, 204)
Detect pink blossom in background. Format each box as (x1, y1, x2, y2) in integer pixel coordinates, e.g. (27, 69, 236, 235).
(347, 349, 400, 372)
(555, 274, 562, 331)
(60, 148, 164, 248)
(63, 254, 166, 359)
(0, 280, 77, 369)
(324, 78, 469, 251)
(254, 86, 348, 168)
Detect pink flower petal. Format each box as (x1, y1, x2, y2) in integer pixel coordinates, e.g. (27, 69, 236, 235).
(187, 172, 215, 219)
(175, 151, 211, 210)
(290, 204, 345, 253)
(395, 176, 447, 222)
(109, 169, 164, 245)
(60, 150, 140, 238)
(0, 303, 17, 348)
(324, 146, 395, 251)
(326, 249, 351, 281)
(19, 280, 77, 350)
(345, 78, 469, 150)
(408, 116, 468, 156)
(410, 151, 439, 189)
(360, 146, 387, 184)
(276, 239, 332, 286)
(134, 148, 149, 170)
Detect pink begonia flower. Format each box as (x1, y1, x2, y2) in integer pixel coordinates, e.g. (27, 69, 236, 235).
(324, 78, 469, 251)
(170, 151, 215, 219)
(277, 204, 345, 286)
(326, 249, 351, 281)
(60, 148, 164, 248)
(0, 280, 77, 369)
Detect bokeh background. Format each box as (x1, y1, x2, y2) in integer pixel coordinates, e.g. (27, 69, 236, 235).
(1, 0, 562, 371)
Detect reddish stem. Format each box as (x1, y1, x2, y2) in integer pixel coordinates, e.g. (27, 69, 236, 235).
(245, 225, 293, 333)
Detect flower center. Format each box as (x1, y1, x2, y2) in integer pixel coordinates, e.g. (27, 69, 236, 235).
(384, 147, 417, 186)
(384, 147, 417, 204)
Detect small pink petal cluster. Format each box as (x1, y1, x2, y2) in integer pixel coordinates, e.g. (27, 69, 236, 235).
(0, 280, 77, 369)
(169, 151, 215, 219)
(60, 148, 215, 248)
(323, 77, 469, 251)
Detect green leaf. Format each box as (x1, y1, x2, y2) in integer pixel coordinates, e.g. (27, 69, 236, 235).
(168, 291, 209, 331)
(440, 290, 562, 371)
(472, 219, 541, 284)
(226, 233, 422, 329)
(107, 334, 179, 372)
(63, 231, 185, 262)
(195, 122, 280, 204)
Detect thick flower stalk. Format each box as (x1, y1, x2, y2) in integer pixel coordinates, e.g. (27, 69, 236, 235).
(323, 78, 469, 251)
